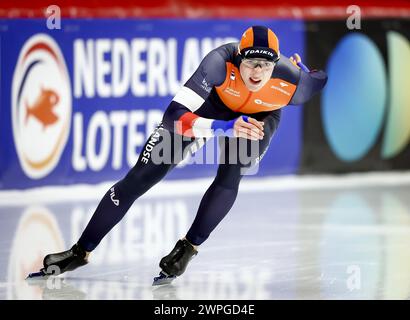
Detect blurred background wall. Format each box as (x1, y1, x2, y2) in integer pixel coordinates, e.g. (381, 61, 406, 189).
(1, 0, 409, 189)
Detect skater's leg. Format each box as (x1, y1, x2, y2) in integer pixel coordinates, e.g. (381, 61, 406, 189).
(185, 112, 280, 246)
(153, 162, 242, 283)
(78, 125, 195, 252)
(77, 166, 173, 252)
(32, 126, 199, 278)
(153, 113, 280, 283)
(185, 162, 243, 245)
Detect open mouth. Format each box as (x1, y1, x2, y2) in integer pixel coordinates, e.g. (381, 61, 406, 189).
(249, 78, 261, 85)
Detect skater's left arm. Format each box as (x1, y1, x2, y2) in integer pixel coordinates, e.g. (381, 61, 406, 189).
(289, 53, 328, 105)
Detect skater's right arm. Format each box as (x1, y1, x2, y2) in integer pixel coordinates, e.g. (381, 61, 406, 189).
(162, 47, 264, 140)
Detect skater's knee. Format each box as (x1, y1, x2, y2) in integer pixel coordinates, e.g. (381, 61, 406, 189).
(214, 166, 242, 190)
(121, 166, 168, 196)
(120, 171, 151, 196)
(214, 177, 241, 191)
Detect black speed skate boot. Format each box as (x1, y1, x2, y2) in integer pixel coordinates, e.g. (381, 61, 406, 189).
(152, 239, 198, 286)
(26, 243, 88, 279)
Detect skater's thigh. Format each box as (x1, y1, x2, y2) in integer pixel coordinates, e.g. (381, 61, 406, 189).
(218, 113, 279, 172)
(122, 123, 199, 188)
(252, 112, 280, 164)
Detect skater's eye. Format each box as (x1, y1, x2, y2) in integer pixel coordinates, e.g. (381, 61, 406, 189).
(242, 59, 275, 70)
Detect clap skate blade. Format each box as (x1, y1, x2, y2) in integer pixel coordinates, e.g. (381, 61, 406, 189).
(152, 271, 176, 286)
(26, 268, 49, 280)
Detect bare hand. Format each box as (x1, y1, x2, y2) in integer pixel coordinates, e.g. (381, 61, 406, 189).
(233, 116, 264, 140)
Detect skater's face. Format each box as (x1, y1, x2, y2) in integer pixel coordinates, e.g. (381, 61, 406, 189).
(240, 58, 275, 92)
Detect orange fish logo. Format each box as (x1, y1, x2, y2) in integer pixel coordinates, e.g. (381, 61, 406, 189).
(25, 87, 60, 129)
(12, 34, 72, 179)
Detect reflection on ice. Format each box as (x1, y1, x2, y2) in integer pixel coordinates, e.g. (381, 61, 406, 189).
(1, 176, 410, 299)
(21, 265, 275, 300)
